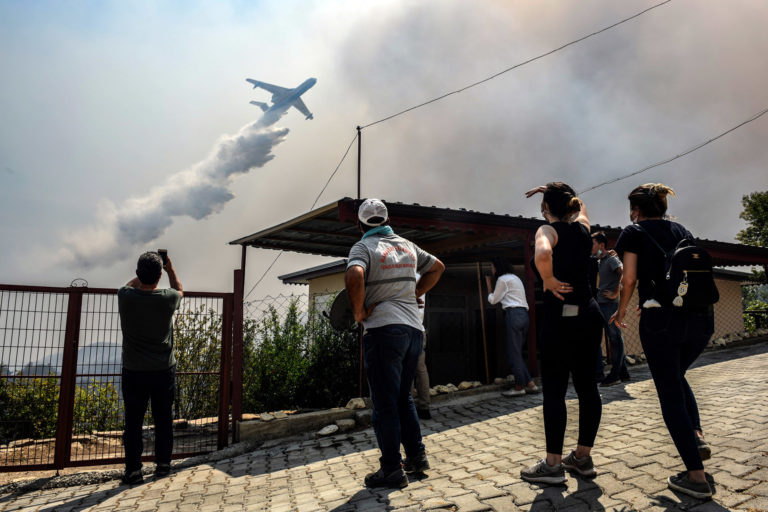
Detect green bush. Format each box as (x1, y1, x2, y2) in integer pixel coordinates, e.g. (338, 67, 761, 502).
(242, 297, 361, 412)
(0, 375, 60, 443)
(73, 379, 122, 434)
(174, 306, 222, 420)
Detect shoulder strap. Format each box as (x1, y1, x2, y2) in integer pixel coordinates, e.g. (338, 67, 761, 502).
(635, 224, 667, 257)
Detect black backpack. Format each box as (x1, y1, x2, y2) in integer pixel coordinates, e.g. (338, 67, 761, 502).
(637, 225, 719, 309)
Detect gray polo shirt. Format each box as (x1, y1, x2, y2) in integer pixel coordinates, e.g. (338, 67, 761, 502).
(597, 254, 622, 304)
(347, 232, 436, 331)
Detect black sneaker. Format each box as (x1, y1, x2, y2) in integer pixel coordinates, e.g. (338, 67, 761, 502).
(364, 467, 408, 489)
(520, 459, 566, 484)
(155, 463, 171, 477)
(697, 437, 712, 461)
(600, 378, 620, 387)
(561, 450, 596, 477)
(121, 469, 144, 485)
(403, 451, 430, 474)
(620, 373, 631, 382)
(417, 408, 432, 420)
(667, 471, 712, 499)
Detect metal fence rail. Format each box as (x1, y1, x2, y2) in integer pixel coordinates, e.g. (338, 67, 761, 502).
(0, 285, 233, 471)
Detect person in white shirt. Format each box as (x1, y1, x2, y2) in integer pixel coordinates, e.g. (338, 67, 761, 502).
(486, 257, 538, 396)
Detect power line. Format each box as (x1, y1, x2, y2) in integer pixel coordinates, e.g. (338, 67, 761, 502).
(311, 133, 358, 210)
(361, 0, 672, 130)
(243, 251, 283, 302)
(580, 106, 768, 195)
(244, 132, 359, 301)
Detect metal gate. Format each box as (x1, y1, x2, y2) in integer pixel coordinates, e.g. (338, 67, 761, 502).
(0, 284, 233, 471)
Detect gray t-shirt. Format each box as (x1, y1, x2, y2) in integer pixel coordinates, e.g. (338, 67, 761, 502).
(597, 254, 622, 304)
(347, 232, 436, 331)
(118, 287, 182, 371)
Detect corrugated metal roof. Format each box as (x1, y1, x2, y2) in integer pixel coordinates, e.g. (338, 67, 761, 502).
(230, 197, 768, 267)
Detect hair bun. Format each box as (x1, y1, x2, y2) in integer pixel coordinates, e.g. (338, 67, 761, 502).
(647, 183, 675, 199)
(567, 196, 581, 213)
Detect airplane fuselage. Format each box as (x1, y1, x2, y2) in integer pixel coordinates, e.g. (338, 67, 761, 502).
(247, 77, 316, 120)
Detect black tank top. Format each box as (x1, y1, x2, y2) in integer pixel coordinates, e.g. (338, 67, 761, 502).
(532, 221, 594, 311)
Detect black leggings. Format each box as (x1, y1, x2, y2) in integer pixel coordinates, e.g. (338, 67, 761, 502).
(540, 300, 603, 455)
(640, 308, 714, 471)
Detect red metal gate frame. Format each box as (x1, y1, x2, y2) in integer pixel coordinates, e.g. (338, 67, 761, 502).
(0, 284, 235, 472)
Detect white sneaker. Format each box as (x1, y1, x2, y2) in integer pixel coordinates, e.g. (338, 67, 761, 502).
(502, 388, 525, 397)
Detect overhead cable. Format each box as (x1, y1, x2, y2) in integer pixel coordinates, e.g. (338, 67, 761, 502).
(244, 132, 358, 300)
(580, 106, 768, 194)
(361, 0, 672, 130)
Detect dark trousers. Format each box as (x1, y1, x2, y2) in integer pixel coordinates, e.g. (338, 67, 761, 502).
(540, 300, 603, 454)
(599, 301, 629, 380)
(122, 366, 175, 472)
(363, 324, 425, 473)
(504, 307, 532, 386)
(640, 308, 714, 471)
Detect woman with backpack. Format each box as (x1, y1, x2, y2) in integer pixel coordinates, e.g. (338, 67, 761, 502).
(520, 183, 603, 484)
(611, 183, 716, 499)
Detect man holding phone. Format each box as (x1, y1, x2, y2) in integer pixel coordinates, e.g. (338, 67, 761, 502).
(118, 251, 183, 484)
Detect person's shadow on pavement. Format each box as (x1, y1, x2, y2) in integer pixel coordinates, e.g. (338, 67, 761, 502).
(529, 477, 604, 510)
(328, 487, 397, 511)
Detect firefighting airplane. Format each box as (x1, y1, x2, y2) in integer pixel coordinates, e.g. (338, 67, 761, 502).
(245, 77, 316, 120)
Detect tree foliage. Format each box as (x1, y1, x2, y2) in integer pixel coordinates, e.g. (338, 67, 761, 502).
(737, 190, 768, 282)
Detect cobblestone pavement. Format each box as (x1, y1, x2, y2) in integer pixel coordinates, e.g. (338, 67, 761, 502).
(2, 342, 767, 512)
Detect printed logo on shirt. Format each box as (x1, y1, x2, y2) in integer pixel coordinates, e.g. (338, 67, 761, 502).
(380, 245, 416, 270)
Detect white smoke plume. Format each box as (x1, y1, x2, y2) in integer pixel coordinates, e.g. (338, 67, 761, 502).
(57, 115, 288, 268)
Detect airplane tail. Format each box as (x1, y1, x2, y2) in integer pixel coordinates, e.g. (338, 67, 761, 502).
(249, 101, 269, 112)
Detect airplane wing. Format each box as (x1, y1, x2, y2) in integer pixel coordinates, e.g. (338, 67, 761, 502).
(292, 98, 313, 119)
(245, 79, 289, 95)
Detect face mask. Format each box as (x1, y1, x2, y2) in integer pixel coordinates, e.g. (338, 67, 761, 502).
(596, 249, 603, 258)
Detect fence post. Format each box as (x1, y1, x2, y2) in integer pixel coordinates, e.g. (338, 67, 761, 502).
(218, 294, 233, 449)
(231, 269, 245, 441)
(54, 288, 83, 469)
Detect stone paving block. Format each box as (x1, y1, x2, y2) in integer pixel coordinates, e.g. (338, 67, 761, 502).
(625, 474, 668, 494)
(421, 496, 457, 510)
(481, 495, 524, 511)
(451, 492, 493, 511)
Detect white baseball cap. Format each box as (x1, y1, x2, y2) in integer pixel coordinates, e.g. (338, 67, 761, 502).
(357, 198, 389, 226)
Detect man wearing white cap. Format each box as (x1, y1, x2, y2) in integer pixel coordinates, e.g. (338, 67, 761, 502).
(346, 198, 445, 489)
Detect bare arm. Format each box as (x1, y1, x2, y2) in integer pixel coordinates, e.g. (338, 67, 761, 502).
(534, 225, 572, 300)
(164, 257, 183, 297)
(415, 259, 445, 297)
(125, 277, 141, 287)
(611, 252, 637, 328)
(345, 265, 374, 323)
(573, 198, 590, 231)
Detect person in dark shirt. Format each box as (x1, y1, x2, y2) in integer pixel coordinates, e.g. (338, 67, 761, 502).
(520, 183, 603, 484)
(611, 183, 715, 499)
(118, 251, 183, 485)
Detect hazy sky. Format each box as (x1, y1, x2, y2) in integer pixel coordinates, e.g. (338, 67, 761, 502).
(1, 0, 766, 301)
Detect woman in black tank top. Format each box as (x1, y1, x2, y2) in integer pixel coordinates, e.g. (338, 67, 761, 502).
(519, 183, 603, 484)
(611, 183, 715, 499)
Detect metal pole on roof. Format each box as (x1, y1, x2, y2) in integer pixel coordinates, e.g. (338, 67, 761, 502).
(356, 126, 362, 199)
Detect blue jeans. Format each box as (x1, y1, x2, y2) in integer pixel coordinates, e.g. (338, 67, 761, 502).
(122, 366, 175, 472)
(640, 308, 714, 471)
(363, 324, 425, 472)
(504, 308, 531, 386)
(599, 302, 628, 380)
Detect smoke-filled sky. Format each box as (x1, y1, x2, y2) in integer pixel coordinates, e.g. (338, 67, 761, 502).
(0, 0, 766, 298)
